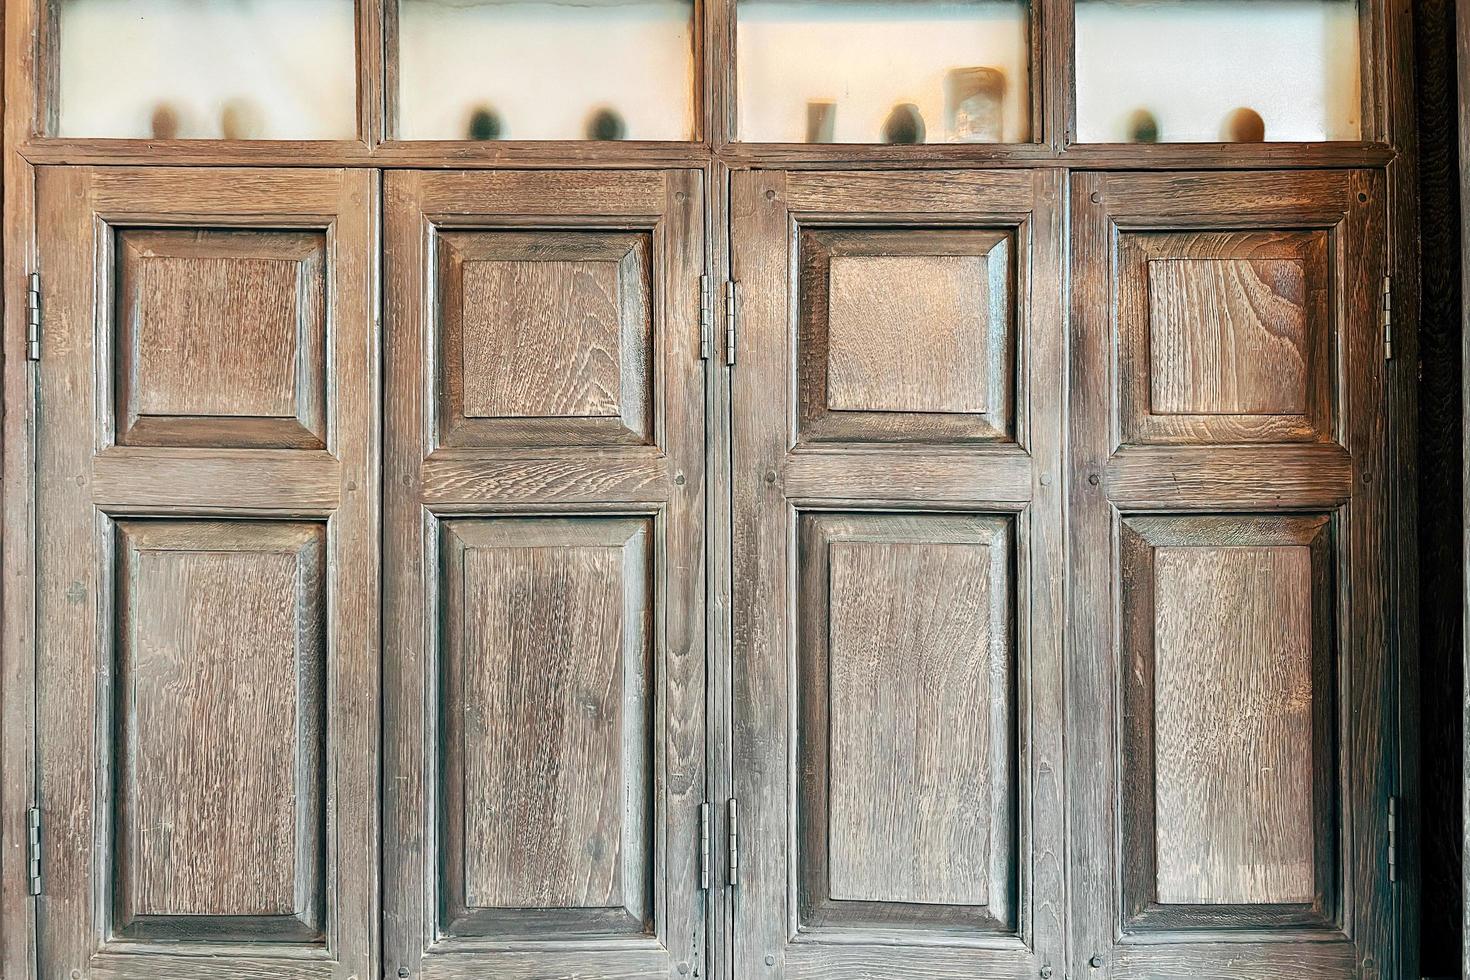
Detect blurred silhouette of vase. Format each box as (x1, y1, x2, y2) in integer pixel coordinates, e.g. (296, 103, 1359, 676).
(1222, 107, 1266, 142)
(220, 98, 264, 140)
(882, 103, 925, 144)
(806, 100, 836, 143)
(946, 67, 1004, 142)
(586, 106, 627, 140)
(467, 105, 504, 140)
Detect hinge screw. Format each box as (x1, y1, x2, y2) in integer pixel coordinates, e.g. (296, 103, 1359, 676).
(1040, 967, 1054, 979)
(1090, 954, 1105, 968)
(398, 968, 410, 977)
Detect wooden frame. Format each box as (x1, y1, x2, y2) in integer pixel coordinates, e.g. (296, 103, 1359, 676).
(0, 0, 1403, 168)
(729, 167, 1066, 977)
(0, 2, 1426, 980)
(1068, 167, 1395, 979)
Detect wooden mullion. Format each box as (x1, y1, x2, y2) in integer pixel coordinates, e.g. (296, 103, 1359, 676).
(359, 0, 388, 147)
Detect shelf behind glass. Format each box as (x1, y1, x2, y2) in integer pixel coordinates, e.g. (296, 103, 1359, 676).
(1074, 0, 1362, 144)
(55, 0, 358, 140)
(396, 0, 697, 142)
(736, 0, 1032, 144)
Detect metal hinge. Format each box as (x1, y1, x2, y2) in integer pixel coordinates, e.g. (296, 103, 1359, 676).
(727, 798, 740, 886)
(1381, 274, 1393, 361)
(26, 807, 41, 896)
(698, 274, 712, 360)
(698, 802, 712, 890)
(25, 273, 41, 361)
(1387, 796, 1398, 883)
(724, 281, 737, 366)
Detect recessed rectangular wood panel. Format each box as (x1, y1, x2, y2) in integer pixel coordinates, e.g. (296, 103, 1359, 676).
(1118, 229, 1332, 445)
(797, 227, 1015, 444)
(827, 539, 995, 907)
(1117, 513, 1337, 933)
(1148, 258, 1309, 415)
(1153, 545, 1315, 905)
(115, 229, 327, 449)
(797, 512, 1016, 934)
(826, 254, 990, 414)
(437, 230, 653, 447)
(462, 543, 623, 909)
(114, 519, 325, 941)
(439, 517, 652, 937)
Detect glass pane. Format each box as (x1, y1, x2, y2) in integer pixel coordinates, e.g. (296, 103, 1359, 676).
(396, 0, 696, 141)
(55, 0, 358, 140)
(1074, 0, 1362, 143)
(736, 0, 1030, 144)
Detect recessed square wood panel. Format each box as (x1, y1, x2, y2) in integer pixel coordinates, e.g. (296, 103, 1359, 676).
(1118, 515, 1337, 932)
(437, 230, 653, 448)
(797, 227, 1015, 444)
(114, 229, 328, 449)
(796, 513, 1016, 934)
(1119, 230, 1333, 445)
(112, 519, 326, 943)
(1149, 258, 1309, 416)
(826, 255, 991, 413)
(438, 517, 653, 939)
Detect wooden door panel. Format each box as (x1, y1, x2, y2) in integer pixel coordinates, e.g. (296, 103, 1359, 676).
(1119, 229, 1333, 445)
(437, 228, 653, 447)
(114, 520, 326, 942)
(797, 513, 1016, 934)
(438, 517, 653, 939)
(383, 169, 705, 980)
(1119, 515, 1337, 932)
(731, 169, 1066, 979)
(1068, 171, 1390, 980)
(797, 226, 1015, 443)
(114, 228, 328, 449)
(34, 167, 377, 980)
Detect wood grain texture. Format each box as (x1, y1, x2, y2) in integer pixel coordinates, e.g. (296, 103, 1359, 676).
(733, 169, 1060, 975)
(31, 167, 379, 980)
(437, 229, 652, 448)
(115, 520, 324, 939)
(1104, 444, 1353, 511)
(114, 230, 325, 450)
(435, 229, 652, 444)
(0, 6, 1426, 980)
(826, 255, 990, 413)
(1119, 229, 1332, 446)
(1152, 545, 1315, 905)
(440, 517, 650, 930)
(1148, 258, 1309, 416)
(91, 448, 343, 515)
(460, 259, 622, 418)
(797, 226, 1014, 444)
(826, 538, 996, 907)
(383, 169, 706, 978)
(1070, 171, 1385, 978)
(797, 513, 1015, 933)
